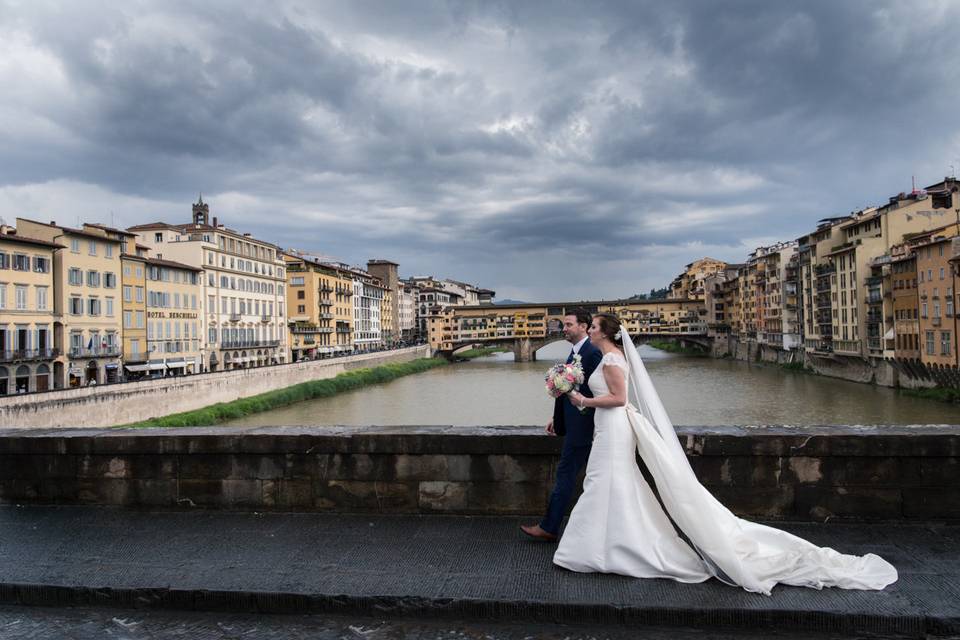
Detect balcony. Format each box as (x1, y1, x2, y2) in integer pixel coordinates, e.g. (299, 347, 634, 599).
(865, 294, 882, 305)
(0, 348, 60, 363)
(260, 315, 271, 323)
(229, 313, 241, 322)
(320, 312, 334, 320)
(69, 346, 121, 358)
(319, 298, 333, 306)
(932, 317, 942, 327)
(221, 339, 281, 349)
(320, 284, 333, 293)
(290, 324, 320, 334)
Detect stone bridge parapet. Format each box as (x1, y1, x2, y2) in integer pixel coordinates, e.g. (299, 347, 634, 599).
(0, 424, 957, 521)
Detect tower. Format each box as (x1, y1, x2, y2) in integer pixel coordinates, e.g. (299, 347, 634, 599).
(192, 194, 209, 226)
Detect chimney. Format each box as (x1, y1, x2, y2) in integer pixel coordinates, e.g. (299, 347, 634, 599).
(0, 224, 11, 235)
(50, 221, 56, 226)
(212, 216, 218, 228)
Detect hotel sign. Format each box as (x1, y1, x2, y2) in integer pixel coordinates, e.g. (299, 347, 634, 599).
(147, 311, 199, 319)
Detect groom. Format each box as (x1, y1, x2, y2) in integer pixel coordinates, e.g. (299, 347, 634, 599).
(521, 309, 603, 542)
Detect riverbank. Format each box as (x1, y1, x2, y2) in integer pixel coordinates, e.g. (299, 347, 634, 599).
(455, 346, 509, 360)
(0, 345, 431, 429)
(902, 386, 960, 404)
(122, 358, 448, 428)
(647, 340, 708, 356)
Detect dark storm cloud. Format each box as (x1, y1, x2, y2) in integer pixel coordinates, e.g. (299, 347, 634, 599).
(1, 0, 959, 299)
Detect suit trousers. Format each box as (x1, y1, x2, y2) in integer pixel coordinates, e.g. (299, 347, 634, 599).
(540, 435, 592, 535)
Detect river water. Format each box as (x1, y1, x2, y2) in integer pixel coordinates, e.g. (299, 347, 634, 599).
(223, 342, 958, 427)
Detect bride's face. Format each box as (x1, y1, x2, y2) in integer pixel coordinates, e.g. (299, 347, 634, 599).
(588, 318, 607, 345)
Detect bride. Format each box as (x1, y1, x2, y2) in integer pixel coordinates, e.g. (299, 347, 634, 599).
(556, 313, 897, 595)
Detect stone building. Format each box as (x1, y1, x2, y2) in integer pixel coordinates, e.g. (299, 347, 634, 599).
(0, 225, 62, 393)
(129, 197, 287, 372)
(16, 218, 124, 387)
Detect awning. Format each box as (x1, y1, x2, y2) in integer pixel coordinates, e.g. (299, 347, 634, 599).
(105, 364, 119, 369)
(125, 363, 167, 373)
(883, 328, 895, 340)
(165, 359, 187, 367)
(68, 368, 83, 376)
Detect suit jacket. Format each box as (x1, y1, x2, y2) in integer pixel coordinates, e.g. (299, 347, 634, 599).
(552, 338, 603, 447)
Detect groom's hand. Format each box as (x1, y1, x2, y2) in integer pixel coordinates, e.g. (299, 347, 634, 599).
(545, 418, 555, 436)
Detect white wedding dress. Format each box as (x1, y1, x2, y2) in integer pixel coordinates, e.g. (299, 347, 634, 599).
(553, 334, 898, 595)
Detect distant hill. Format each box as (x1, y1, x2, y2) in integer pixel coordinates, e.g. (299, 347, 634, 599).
(494, 299, 529, 305)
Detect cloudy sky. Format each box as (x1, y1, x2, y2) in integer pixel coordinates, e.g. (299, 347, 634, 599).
(2, 1, 959, 300)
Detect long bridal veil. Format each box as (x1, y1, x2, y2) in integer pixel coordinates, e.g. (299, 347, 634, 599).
(619, 326, 898, 595)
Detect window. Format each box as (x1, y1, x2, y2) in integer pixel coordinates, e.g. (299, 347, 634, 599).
(33, 256, 49, 273)
(154, 232, 163, 243)
(69, 297, 83, 315)
(191, 294, 197, 309)
(88, 298, 101, 316)
(88, 240, 97, 256)
(106, 298, 114, 316)
(123, 265, 131, 277)
(136, 311, 144, 328)
(87, 271, 100, 287)
(209, 328, 217, 344)
(123, 286, 132, 302)
(68, 268, 82, 286)
(941, 267, 945, 280)
(297, 305, 305, 313)
(104, 272, 116, 288)
(15, 285, 27, 310)
(941, 332, 951, 356)
(12, 254, 29, 271)
(36, 286, 47, 311)
(926, 330, 935, 355)
(136, 266, 143, 278)
(105, 244, 113, 258)
(124, 311, 133, 328)
(297, 290, 305, 300)
(70, 238, 80, 253)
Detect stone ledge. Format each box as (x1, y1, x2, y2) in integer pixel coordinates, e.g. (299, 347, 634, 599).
(1, 425, 958, 520)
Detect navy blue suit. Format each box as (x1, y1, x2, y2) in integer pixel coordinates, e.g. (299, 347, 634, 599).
(541, 338, 603, 535)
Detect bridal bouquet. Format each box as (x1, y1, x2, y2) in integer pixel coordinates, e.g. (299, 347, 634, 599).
(545, 355, 585, 411)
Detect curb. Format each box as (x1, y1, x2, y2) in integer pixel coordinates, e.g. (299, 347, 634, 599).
(1, 582, 956, 637)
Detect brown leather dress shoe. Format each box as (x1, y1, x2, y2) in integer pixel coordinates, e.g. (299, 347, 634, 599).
(520, 523, 558, 542)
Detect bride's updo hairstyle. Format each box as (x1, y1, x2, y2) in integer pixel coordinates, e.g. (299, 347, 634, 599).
(594, 313, 623, 347)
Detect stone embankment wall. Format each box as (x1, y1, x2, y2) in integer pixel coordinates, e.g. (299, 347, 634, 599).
(0, 424, 956, 522)
(712, 336, 930, 389)
(0, 346, 430, 429)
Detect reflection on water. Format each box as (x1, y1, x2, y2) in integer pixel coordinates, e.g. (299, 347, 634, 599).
(223, 342, 959, 427)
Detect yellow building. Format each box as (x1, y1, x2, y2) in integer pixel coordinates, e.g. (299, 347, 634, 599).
(143, 257, 203, 375)
(381, 287, 395, 348)
(17, 218, 124, 387)
(284, 252, 355, 359)
(120, 252, 148, 371)
(669, 258, 728, 301)
(0, 225, 62, 393)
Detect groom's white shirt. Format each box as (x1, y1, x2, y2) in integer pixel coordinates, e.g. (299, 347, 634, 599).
(572, 336, 588, 355)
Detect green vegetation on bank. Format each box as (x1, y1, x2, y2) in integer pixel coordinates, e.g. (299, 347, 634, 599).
(780, 361, 814, 374)
(646, 340, 708, 357)
(455, 346, 509, 359)
(120, 358, 448, 428)
(901, 387, 960, 404)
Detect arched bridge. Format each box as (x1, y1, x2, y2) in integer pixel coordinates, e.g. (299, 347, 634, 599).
(442, 332, 712, 362)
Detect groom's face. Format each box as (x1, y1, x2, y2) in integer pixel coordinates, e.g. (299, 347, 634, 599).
(563, 315, 588, 343)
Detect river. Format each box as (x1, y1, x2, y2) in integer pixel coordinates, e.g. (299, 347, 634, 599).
(222, 342, 958, 427)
